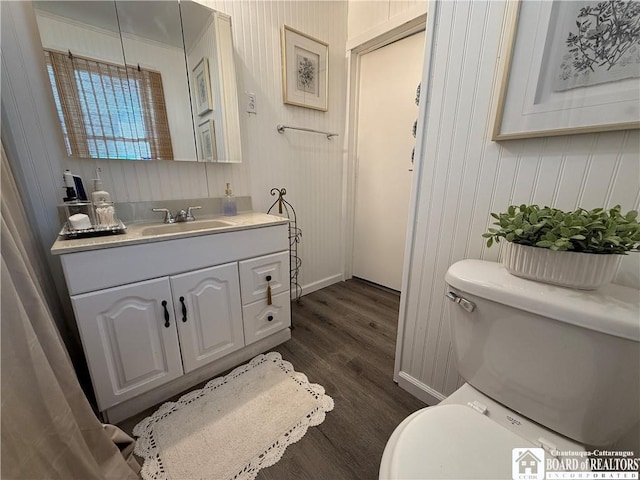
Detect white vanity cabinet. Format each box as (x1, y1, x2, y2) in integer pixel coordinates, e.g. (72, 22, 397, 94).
(54, 218, 291, 422)
(71, 277, 185, 410)
(170, 262, 243, 373)
(72, 262, 244, 410)
(239, 251, 292, 344)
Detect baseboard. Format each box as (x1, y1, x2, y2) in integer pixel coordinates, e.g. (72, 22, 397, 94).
(397, 371, 446, 406)
(298, 273, 343, 298)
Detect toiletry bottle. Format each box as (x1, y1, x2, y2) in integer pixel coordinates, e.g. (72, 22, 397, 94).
(91, 169, 117, 227)
(223, 183, 237, 216)
(91, 178, 111, 204)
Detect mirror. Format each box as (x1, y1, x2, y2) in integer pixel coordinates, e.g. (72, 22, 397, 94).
(180, 0, 242, 164)
(115, 1, 196, 161)
(33, 0, 242, 163)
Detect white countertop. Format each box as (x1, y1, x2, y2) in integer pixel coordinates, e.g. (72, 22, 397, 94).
(51, 212, 289, 255)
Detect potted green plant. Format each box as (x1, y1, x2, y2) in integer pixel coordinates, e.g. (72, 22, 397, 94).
(483, 205, 640, 289)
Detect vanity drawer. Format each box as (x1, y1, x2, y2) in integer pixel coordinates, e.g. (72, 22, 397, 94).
(242, 291, 291, 345)
(238, 251, 289, 305)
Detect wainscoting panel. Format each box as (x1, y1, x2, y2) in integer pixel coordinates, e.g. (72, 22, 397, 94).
(398, 0, 640, 402)
(348, 0, 426, 41)
(205, 0, 349, 290)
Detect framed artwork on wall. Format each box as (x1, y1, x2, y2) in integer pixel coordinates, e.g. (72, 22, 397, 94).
(198, 120, 217, 162)
(193, 58, 213, 115)
(281, 25, 329, 111)
(492, 0, 640, 141)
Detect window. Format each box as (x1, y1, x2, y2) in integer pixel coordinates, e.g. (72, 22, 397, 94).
(44, 50, 174, 160)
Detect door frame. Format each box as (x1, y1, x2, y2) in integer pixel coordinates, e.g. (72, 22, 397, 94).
(342, 8, 427, 283)
(341, 1, 442, 382)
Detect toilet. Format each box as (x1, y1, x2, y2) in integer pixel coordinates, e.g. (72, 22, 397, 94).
(380, 259, 640, 479)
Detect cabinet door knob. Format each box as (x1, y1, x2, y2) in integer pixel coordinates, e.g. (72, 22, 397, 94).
(266, 275, 272, 282)
(161, 300, 170, 328)
(179, 296, 187, 322)
(267, 315, 274, 322)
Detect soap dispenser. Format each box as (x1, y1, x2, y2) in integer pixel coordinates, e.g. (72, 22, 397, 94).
(223, 183, 237, 216)
(91, 168, 117, 227)
(91, 168, 110, 203)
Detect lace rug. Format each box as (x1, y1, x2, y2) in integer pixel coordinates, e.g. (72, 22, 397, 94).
(133, 352, 334, 480)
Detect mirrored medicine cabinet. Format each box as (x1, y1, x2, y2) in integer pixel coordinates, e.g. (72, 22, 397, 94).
(33, 0, 242, 163)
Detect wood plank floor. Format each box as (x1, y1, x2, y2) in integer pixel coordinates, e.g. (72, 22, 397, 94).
(120, 279, 426, 479)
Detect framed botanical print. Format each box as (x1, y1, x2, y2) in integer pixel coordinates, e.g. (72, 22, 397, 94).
(193, 57, 213, 115)
(198, 120, 217, 162)
(281, 25, 329, 111)
(493, 0, 640, 140)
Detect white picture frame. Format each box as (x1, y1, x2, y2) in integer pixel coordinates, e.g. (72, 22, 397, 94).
(198, 120, 217, 162)
(493, 1, 640, 141)
(281, 25, 328, 111)
(193, 57, 213, 116)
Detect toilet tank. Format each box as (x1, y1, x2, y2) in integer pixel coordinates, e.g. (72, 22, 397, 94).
(445, 259, 640, 447)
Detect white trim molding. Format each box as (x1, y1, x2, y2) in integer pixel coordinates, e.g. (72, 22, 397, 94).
(397, 371, 446, 405)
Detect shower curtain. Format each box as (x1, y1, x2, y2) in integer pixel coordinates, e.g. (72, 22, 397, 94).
(1, 144, 140, 479)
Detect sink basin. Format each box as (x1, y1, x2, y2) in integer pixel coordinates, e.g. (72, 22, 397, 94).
(141, 219, 233, 236)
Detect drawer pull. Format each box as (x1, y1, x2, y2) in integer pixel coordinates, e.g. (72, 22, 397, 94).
(161, 300, 170, 328)
(267, 284, 272, 305)
(267, 315, 274, 322)
(266, 275, 272, 281)
(179, 296, 187, 323)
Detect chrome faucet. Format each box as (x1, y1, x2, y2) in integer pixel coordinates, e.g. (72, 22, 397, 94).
(175, 206, 202, 222)
(152, 208, 175, 224)
(152, 206, 202, 223)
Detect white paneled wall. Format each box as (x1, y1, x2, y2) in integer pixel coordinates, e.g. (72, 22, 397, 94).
(1, 1, 348, 300)
(347, 0, 426, 41)
(204, 0, 348, 291)
(397, 0, 640, 404)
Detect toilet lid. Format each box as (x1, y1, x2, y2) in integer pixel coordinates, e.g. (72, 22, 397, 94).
(384, 404, 535, 479)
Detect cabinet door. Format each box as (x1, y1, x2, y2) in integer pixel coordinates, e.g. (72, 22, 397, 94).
(71, 278, 183, 411)
(243, 290, 291, 345)
(238, 251, 289, 305)
(170, 262, 243, 373)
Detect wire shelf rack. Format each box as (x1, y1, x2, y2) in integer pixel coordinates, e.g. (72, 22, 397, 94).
(267, 188, 302, 304)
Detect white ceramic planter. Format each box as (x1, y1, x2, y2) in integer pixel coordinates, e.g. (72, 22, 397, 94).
(501, 242, 621, 290)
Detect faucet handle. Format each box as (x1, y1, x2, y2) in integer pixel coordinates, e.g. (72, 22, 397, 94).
(186, 206, 202, 221)
(152, 208, 175, 224)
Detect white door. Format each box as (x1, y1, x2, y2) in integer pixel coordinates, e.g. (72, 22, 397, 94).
(71, 277, 183, 411)
(353, 31, 425, 290)
(170, 262, 243, 373)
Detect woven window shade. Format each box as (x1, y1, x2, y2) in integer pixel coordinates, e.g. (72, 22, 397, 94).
(44, 49, 174, 160)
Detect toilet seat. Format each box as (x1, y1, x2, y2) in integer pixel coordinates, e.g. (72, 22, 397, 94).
(380, 404, 536, 479)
